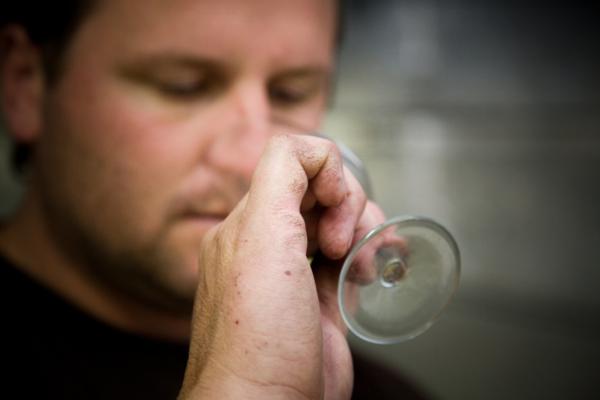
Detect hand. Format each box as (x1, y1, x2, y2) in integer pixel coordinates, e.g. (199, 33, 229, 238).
(178, 134, 385, 400)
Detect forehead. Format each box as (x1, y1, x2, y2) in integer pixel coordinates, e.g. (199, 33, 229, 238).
(73, 0, 337, 69)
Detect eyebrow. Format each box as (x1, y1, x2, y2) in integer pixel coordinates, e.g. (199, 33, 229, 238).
(120, 53, 224, 71)
(272, 67, 332, 80)
(121, 52, 331, 78)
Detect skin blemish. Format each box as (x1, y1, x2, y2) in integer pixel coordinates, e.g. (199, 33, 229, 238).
(256, 340, 269, 350)
(235, 319, 239, 325)
(285, 270, 292, 276)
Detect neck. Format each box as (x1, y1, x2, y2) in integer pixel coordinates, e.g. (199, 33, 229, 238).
(0, 190, 191, 343)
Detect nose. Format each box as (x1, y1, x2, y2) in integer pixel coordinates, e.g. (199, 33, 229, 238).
(206, 80, 273, 181)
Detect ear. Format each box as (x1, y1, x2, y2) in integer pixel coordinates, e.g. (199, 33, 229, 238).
(0, 24, 45, 144)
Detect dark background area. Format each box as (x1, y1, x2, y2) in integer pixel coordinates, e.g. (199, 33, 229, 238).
(1, 1, 599, 399)
(325, 1, 600, 399)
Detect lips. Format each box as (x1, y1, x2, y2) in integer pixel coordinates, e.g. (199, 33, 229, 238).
(173, 196, 235, 222)
(177, 212, 226, 236)
(171, 172, 248, 224)
(181, 209, 228, 222)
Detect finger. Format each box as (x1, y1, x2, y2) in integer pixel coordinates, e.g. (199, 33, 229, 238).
(318, 166, 367, 260)
(240, 135, 348, 266)
(248, 134, 347, 214)
(303, 207, 322, 256)
(352, 201, 386, 247)
(300, 185, 317, 212)
(313, 254, 346, 333)
(345, 202, 389, 285)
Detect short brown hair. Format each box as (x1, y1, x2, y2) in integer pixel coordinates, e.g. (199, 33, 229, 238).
(1, 2, 95, 171)
(1, 2, 95, 84)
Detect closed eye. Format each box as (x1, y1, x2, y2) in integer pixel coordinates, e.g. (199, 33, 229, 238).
(268, 69, 329, 108)
(119, 55, 228, 101)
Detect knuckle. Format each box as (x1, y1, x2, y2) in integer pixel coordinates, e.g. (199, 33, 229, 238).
(276, 209, 306, 231)
(273, 209, 308, 248)
(288, 175, 308, 197)
(267, 132, 295, 151)
(345, 169, 366, 199)
(317, 166, 343, 190)
(283, 230, 308, 249)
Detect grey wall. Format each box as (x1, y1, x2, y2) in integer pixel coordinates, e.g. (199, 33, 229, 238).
(326, 1, 600, 399)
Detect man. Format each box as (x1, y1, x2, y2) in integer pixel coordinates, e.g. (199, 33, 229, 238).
(0, 1, 428, 399)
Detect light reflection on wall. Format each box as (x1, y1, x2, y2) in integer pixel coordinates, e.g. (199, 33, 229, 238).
(394, 112, 450, 219)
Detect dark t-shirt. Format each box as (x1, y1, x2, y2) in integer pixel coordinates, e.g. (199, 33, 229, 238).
(1, 254, 429, 399)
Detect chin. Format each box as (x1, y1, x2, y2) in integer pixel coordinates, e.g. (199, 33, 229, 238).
(165, 251, 201, 301)
(142, 216, 222, 307)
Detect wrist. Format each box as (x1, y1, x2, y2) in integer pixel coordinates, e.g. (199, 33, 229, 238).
(179, 360, 321, 400)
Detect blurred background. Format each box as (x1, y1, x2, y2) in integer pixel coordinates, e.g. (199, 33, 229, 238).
(1, 1, 599, 399)
(324, 0, 600, 399)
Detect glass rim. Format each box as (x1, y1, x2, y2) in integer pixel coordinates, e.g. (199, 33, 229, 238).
(337, 215, 461, 344)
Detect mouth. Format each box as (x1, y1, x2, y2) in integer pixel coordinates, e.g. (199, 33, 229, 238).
(172, 193, 236, 230)
(175, 212, 227, 237)
(182, 211, 227, 223)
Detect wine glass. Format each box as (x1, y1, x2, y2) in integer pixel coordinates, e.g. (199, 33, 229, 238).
(336, 139, 461, 345)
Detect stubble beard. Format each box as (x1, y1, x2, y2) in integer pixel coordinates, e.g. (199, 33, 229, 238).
(39, 188, 198, 318)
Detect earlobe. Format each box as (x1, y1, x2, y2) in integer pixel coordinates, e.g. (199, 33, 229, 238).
(0, 25, 45, 143)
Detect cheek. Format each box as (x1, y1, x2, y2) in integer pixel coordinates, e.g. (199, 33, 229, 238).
(47, 80, 211, 244)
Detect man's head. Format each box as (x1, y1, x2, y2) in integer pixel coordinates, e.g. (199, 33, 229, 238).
(1, 0, 339, 315)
